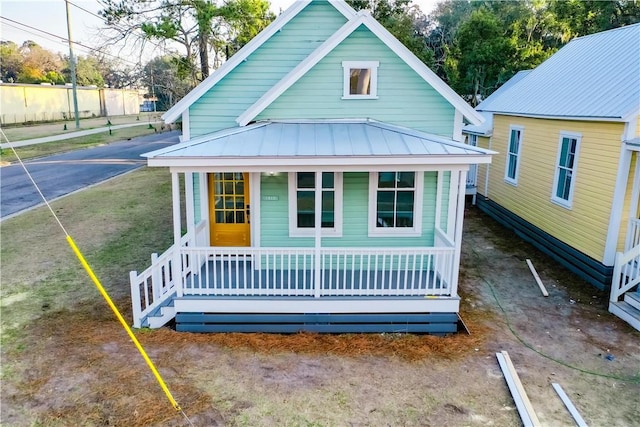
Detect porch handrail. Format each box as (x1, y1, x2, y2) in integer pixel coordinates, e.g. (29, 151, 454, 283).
(609, 244, 640, 303)
(626, 218, 640, 251)
(130, 220, 207, 327)
(180, 245, 456, 298)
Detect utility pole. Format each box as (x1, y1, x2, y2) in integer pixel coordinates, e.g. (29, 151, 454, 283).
(65, 0, 80, 129)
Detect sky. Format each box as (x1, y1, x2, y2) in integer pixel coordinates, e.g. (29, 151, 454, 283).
(0, 0, 440, 65)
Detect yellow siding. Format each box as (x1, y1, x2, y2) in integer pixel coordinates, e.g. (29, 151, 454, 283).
(488, 115, 626, 262)
(475, 135, 491, 196)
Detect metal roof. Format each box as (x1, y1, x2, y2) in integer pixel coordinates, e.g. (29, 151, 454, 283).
(478, 24, 640, 120)
(144, 120, 494, 169)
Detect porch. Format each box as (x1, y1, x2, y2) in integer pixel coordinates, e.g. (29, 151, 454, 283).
(609, 218, 640, 331)
(130, 222, 461, 332)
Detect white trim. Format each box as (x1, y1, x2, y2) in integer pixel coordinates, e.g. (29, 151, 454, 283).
(449, 169, 467, 297)
(434, 171, 444, 229)
(199, 172, 209, 239)
(484, 136, 493, 197)
(287, 172, 343, 237)
(236, 11, 483, 126)
(367, 171, 424, 237)
(623, 116, 638, 141)
(550, 132, 582, 209)
(604, 146, 633, 265)
(185, 172, 195, 229)
(342, 60, 379, 99)
(181, 110, 190, 141)
(453, 109, 463, 142)
(481, 111, 632, 122)
(504, 125, 524, 186)
(251, 172, 261, 248)
(162, 0, 357, 123)
(446, 170, 458, 239)
(171, 172, 183, 297)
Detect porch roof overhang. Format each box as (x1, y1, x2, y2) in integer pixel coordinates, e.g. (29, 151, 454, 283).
(144, 119, 495, 170)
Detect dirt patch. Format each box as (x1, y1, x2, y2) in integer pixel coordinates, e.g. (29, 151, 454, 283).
(2, 205, 639, 426)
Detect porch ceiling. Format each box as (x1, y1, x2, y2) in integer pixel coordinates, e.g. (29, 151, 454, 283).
(143, 119, 494, 170)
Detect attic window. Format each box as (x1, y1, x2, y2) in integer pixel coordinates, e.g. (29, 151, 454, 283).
(342, 61, 379, 99)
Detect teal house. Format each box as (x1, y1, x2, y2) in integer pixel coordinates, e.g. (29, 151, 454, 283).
(131, 0, 493, 333)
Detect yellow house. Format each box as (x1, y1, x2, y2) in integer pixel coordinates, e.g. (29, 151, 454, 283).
(463, 24, 640, 331)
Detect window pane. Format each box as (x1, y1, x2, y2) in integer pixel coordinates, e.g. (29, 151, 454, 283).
(297, 190, 314, 228)
(297, 172, 315, 189)
(376, 191, 395, 227)
(223, 172, 233, 180)
(378, 172, 396, 188)
(349, 68, 371, 95)
(397, 172, 415, 188)
(322, 172, 334, 189)
(236, 211, 245, 223)
(508, 155, 517, 179)
(322, 191, 334, 227)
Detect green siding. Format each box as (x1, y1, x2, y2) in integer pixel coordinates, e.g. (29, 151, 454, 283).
(260, 172, 438, 247)
(439, 172, 451, 232)
(188, 2, 349, 136)
(256, 26, 455, 136)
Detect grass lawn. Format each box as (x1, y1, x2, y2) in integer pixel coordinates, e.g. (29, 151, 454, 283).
(1, 125, 162, 163)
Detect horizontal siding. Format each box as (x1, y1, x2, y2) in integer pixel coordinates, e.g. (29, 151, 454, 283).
(487, 115, 625, 261)
(260, 172, 442, 247)
(256, 26, 455, 137)
(189, 2, 348, 136)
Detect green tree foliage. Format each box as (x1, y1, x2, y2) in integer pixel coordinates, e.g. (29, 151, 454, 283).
(347, 0, 434, 66)
(0, 41, 23, 83)
(62, 55, 106, 87)
(143, 55, 193, 110)
(15, 41, 66, 84)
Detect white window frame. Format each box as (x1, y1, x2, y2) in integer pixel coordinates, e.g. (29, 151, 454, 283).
(368, 171, 424, 237)
(342, 61, 379, 99)
(504, 125, 524, 185)
(288, 172, 343, 237)
(551, 132, 581, 209)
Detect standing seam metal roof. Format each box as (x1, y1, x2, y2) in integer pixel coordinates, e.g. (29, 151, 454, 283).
(477, 24, 640, 119)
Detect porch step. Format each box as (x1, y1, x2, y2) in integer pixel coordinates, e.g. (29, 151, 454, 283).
(609, 301, 640, 332)
(624, 291, 640, 311)
(144, 300, 176, 329)
(175, 312, 459, 335)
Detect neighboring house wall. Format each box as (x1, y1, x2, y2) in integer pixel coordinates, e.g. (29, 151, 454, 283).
(484, 114, 626, 263)
(472, 134, 491, 196)
(256, 26, 454, 136)
(260, 171, 449, 247)
(101, 88, 141, 116)
(188, 1, 348, 137)
(0, 83, 140, 124)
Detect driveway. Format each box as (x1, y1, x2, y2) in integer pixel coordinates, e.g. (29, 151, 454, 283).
(0, 131, 179, 219)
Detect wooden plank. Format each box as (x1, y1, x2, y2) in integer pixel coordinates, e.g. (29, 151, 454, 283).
(526, 259, 549, 296)
(496, 351, 541, 427)
(551, 383, 588, 427)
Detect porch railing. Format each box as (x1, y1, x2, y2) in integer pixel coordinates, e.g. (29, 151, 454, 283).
(609, 244, 640, 304)
(130, 220, 207, 327)
(180, 246, 455, 298)
(626, 218, 640, 251)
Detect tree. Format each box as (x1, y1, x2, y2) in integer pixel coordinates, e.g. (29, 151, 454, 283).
(447, 8, 513, 104)
(549, 0, 640, 40)
(143, 55, 193, 110)
(17, 41, 65, 84)
(62, 55, 106, 87)
(0, 41, 22, 83)
(99, 0, 274, 83)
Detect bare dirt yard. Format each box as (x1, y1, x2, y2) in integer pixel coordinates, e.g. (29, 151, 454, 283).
(1, 167, 638, 426)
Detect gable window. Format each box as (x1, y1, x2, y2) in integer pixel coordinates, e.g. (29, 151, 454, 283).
(504, 126, 524, 185)
(552, 133, 581, 208)
(368, 171, 423, 236)
(342, 61, 379, 99)
(288, 172, 342, 236)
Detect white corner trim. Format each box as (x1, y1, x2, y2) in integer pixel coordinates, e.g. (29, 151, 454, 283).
(162, 0, 314, 124)
(603, 146, 633, 265)
(237, 12, 483, 126)
(237, 15, 366, 126)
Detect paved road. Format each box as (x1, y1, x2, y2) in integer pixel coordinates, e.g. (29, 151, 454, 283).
(1, 131, 180, 219)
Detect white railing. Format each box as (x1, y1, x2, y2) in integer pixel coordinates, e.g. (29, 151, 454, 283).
(179, 246, 456, 298)
(626, 218, 640, 251)
(130, 220, 207, 327)
(609, 244, 640, 303)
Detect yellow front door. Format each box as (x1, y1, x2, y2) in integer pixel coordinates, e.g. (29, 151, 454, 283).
(208, 173, 250, 246)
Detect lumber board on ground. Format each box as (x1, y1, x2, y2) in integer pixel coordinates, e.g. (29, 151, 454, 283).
(496, 351, 541, 427)
(552, 383, 588, 427)
(526, 259, 549, 296)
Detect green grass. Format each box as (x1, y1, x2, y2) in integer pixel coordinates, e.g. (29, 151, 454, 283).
(0, 125, 163, 163)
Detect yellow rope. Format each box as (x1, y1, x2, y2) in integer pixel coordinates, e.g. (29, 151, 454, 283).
(1, 128, 190, 421)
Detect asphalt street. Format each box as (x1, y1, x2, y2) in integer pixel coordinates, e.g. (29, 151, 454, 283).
(0, 131, 180, 219)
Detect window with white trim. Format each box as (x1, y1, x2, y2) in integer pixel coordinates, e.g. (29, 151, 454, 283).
(552, 133, 581, 208)
(505, 126, 523, 185)
(342, 61, 379, 99)
(288, 172, 342, 236)
(368, 171, 423, 236)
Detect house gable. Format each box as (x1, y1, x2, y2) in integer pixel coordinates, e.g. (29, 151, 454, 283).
(182, 1, 352, 137)
(251, 25, 456, 136)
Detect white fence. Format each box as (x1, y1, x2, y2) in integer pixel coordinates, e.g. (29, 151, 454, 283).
(610, 244, 640, 303)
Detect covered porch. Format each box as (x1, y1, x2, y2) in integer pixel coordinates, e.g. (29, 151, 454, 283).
(130, 120, 493, 332)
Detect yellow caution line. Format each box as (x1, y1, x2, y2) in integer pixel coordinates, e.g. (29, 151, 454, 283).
(66, 235, 181, 412)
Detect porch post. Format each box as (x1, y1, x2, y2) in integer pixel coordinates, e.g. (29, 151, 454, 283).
(450, 169, 467, 297)
(314, 171, 322, 298)
(626, 151, 640, 250)
(171, 171, 183, 297)
(435, 171, 443, 230)
(185, 172, 195, 239)
(604, 146, 632, 264)
(200, 173, 209, 243)
(447, 170, 459, 240)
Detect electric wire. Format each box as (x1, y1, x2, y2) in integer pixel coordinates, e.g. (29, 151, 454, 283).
(469, 245, 640, 384)
(0, 128, 195, 425)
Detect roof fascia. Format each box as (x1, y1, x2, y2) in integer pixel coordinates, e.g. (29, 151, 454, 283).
(162, 0, 314, 124)
(237, 11, 482, 126)
(486, 111, 628, 122)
